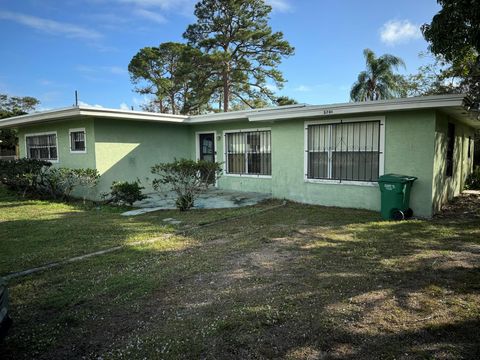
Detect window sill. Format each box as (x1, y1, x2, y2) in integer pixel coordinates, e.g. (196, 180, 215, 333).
(30, 159, 59, 163)
(224, 173, 272, 179)
(70, 150, 87, 154)
(305, 178, 378, 187)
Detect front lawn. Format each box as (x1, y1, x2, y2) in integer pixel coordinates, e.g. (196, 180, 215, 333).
(0, 186, 479, 359)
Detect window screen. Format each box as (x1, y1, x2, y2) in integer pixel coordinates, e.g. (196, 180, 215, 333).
(226, 130, 271, 175)
(307, 121, 381, 182)
(70, 130, 86, 152)
(26, 134, 57, 161)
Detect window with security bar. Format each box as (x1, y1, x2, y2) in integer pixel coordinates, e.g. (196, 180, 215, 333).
(70, 130, 86, 152)
(26, 133, 58, 161)
(307, 121, 381, 182)
(225, 130, 271, 175)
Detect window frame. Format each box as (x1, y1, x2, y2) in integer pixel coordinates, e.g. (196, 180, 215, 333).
(304, 116, 385, 186)
(69, 128, 87, 154)
(223, 128, 272, 178)
(24, 131, 59, 163)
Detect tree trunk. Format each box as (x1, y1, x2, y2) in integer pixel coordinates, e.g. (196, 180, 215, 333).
(170, 94, 176, 114)
(223, 63, 230, 112)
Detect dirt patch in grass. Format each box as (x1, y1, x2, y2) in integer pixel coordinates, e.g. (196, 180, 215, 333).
(436, 191, 480, 220)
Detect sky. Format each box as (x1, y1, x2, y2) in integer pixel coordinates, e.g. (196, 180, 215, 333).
(0, 0, 441, 111)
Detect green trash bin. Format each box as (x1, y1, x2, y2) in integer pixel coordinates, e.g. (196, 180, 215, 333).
(378, 174, 417, 220)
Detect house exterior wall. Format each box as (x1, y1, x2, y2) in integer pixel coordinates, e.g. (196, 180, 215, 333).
(93, 118, 192, 196)
(17, 117, 96, 170)
(432, 111, 475, 213)
(192, 110, 437, 218)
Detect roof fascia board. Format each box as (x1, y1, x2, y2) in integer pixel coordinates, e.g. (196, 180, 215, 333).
(0, 107, 81, 128)
(248, 96, 466, 122)
(77, 108, 188, 122)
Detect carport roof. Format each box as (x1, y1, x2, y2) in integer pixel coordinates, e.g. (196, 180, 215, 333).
(0, 93, 478, 129)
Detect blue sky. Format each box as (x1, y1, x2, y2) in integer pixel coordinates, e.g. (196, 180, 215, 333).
(0, 0, 441, 111)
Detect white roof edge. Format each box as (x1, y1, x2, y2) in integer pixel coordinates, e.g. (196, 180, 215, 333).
(187, 103, 308, 123)
(0, 105, 189, 128)
(0, 94, 474, 129)
(247, 94, 468, 122)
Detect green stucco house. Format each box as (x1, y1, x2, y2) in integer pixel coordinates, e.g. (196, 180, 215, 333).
(0, 94, 478, 218)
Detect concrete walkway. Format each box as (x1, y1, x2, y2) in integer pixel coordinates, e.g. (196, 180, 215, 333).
(122, 189, 271, 216)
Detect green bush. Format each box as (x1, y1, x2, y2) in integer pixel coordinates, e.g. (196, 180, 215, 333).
(465, 166, 480, 190)
(0, 158, 51, 195)
(39, 168, 100, 200)
(106, 180, 147, 206)
(0, 159, 99, 200)
(151, 158, 222, 211)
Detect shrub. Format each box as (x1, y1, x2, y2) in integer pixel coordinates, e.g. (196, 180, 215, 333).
(151, 158, 222, 211)
(39, 168, 100, 200)
(0, 158, 51, 195)
(0, 159, 99, 200)
(106, 180, 147, 206)
(465, 166, 480, 190)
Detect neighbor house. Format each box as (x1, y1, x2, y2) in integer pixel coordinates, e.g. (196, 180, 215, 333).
(0, 94, 478, 218)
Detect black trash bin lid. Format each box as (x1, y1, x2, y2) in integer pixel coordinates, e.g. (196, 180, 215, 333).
(378, 173, 417, 183)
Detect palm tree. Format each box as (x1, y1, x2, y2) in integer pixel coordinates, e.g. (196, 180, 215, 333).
(350, 49, 406, 101)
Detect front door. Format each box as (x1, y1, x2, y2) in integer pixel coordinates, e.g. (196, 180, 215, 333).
(198, 133, 216, 184)
(199, 133, 215, 163)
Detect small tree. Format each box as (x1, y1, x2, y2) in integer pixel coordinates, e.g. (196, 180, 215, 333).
(151, 159, 222, 211)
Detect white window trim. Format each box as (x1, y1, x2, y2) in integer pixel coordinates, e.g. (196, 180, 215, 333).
(223, 128, 272, 179)
(304, 116, 385, 186)
(69, 128, 87, 154)
(25, 131, 59, 163)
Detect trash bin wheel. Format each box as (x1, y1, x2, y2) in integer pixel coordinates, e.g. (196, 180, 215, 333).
(392, 209, 405, 221)
(404, 208, 413, 219)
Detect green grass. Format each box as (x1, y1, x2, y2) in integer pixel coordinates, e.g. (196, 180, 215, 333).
(1, 186, 479, 359)
(0, 186, 273, 275)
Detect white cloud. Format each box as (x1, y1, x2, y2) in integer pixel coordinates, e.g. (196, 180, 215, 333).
(265, 0, 292, 12)
(117, 0, 195, 15)
(78, 100, 104, 108)
(0, 11, 102, 41)
(134, 8, 167, 23)
(119, 102, 130, 110)
(118, 0, 189, 9)
(265, 83, 279, 93)
(132, 96, 150, 106)
(106, 66, 128, 75)
(294, 85, 312, 92)
(380, 20, 421, 46)
(76, 65, 127, 76)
